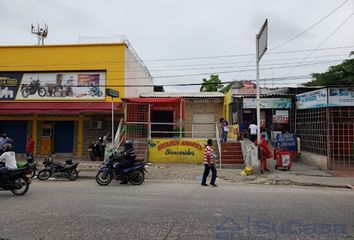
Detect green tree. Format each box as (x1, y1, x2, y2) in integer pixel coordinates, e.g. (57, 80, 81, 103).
(304, 58, 354, 86)
(200, 74, 223, 92)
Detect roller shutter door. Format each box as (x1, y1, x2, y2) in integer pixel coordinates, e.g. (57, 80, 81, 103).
(192, 114, 215, 138)
(54, 121, 74, 153)
(0, 121, 27, 153)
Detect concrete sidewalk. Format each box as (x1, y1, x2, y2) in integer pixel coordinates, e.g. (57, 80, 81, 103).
(28, 156, 354, 189)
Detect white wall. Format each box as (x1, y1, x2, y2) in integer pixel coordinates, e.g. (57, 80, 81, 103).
(300, 151, 328, 170)
(124, 47, 153, 98)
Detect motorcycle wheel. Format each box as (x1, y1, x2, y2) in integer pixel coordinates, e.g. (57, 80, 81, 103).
(28, 167, 36, 178)
(11, 177, 29, 196)
(37, 169, 51, 180)
(130, 170, 145, 185)
(67, 170, 79, 181)
(21, 88, 30, 98)
(96, 171, 112, 186)
(38, 87, 46, 97)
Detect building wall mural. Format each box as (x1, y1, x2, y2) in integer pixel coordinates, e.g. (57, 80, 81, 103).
(0, 71, 105, 101)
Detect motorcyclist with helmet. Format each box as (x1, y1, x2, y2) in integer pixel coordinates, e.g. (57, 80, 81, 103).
(115, 140, 136, 184)
(0, 144, 17, 182)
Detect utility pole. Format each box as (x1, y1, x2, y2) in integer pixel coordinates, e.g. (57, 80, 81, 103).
(256, 19, 268, 143)
(31, 23, 48, 45)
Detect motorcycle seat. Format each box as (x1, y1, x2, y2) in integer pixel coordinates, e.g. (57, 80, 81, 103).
(64, 163, 76, 169)
(17, 161, 28, 168)
(53, 160, 65, 168)
(7, 168, 27, 175)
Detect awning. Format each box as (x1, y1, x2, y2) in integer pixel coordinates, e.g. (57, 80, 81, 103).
(124, 97, 181, 103)
(0, 102, 122, 114)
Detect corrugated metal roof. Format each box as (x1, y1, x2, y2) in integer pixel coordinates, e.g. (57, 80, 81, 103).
(233, 93, 294, 98)
(140, 92, 224, 98)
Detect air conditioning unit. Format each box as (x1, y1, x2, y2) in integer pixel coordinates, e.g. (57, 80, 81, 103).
(90, 120, 103, 129)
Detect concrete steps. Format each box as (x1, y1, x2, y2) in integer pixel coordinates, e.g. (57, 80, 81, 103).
(220, 142, 244, 165)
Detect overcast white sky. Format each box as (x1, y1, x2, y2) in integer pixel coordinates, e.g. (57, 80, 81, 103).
(1, 0, 353, 91)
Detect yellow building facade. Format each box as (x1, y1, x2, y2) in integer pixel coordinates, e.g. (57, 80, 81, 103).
(0, 43, 152, 158)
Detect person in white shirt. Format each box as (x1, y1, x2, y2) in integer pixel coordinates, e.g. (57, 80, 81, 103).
(0, 144, 17, 182)
(248, 122, 258, 142)
(0, 144, 17, 170)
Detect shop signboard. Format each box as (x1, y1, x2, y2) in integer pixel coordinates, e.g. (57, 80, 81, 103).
(243, 98, 292, 109)
(328, 87, 354, 107)
(231, 81, 270, 95)
(273, 110, 289, 124)
(275, 133, 297, 151)
(0, 71, 106, 101)
(295, 89, 327, 109)
(148, 138, 207, 163)
(0, 73, 23, 100)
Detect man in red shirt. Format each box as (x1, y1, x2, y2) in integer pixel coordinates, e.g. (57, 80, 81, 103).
(26, 135, 35, 157)
(201, 139, 217, 187)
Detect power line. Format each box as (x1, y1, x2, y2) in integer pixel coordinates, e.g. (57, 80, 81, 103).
(150, 59, 341, 78)
(29, 74, 310, 88)
(287, 12, 354, 75)
(144, 45, 354, 61)
(146, 59, 344, 72)
(235, 0, 350, 81)
(1, 45, 353, 68)
(2, 59, 342, 84)
(270, 0, 350, 50)
(148, 54, 346, 68)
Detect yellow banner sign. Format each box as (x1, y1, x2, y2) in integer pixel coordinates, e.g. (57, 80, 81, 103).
(148, 138, 207, 163)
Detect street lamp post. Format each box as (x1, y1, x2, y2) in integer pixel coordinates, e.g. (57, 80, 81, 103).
(106, 88, 119, 142)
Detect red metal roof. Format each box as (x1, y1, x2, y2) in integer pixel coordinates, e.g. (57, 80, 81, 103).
(124, 97, 182, 103)
(0, 102, 122, 114)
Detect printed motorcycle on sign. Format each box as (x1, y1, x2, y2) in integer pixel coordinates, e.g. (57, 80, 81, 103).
(21, 78, 47, 98)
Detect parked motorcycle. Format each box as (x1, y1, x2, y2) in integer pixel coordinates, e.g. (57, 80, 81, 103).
(0, 163, 31, 195)
(37, 156, 79, 181)
(96, 151, 146, 186)
(17, 154, 37, 178)
(21, 78, 47, 98)
(88, 138, 103, 161)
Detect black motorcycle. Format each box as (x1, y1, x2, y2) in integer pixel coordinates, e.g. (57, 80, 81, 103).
(21, 79, 47, 98)
(88, 139, 103, 161)
(0, 163, 31, 195)
(96, 151, 146, 186)
(37, 156, 79, 181)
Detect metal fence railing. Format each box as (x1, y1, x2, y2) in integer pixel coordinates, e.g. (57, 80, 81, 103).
(125, 121, 217, 140)
(296, 107, 354, 169)
(329, 122, 354, 169)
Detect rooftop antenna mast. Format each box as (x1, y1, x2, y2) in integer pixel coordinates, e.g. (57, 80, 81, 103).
(31, 23, 48, 45)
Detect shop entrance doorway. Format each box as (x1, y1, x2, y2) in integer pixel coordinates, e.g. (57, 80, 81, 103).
(151, 111, 174, 138)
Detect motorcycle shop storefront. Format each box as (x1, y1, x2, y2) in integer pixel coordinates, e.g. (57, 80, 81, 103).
(0, 102, 122, 158)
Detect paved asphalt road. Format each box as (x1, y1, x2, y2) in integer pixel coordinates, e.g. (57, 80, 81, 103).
(0, 178, 354, 240)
